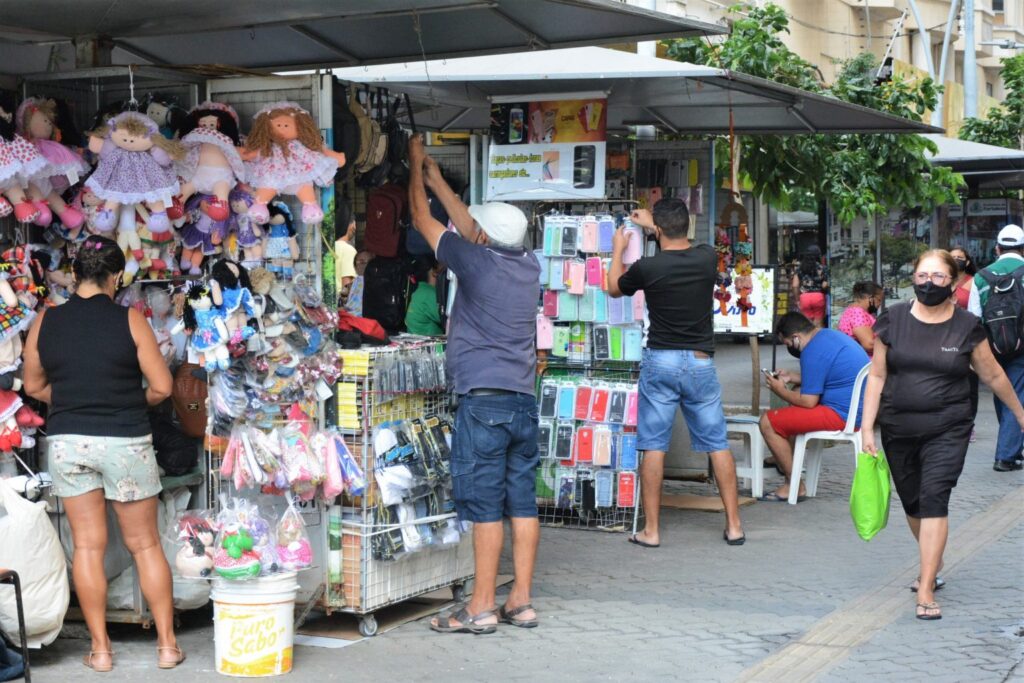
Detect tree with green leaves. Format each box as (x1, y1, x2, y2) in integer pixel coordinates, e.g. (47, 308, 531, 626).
(960, 53, 1024, 151)
(663, 2, 964, 225)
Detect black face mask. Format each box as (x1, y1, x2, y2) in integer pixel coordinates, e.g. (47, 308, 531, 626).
(914, 282, 953, 307)
(954, 258, 968, 273)
(786, 338, 801, 359)
(867, 304, 878, 316)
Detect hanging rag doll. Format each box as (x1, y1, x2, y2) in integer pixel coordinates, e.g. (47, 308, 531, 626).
(15, 97, 88, 231)
(175, 102, 246, 221)
(140, 92, 188, 140)
(240, 101, 344, 226)
(0, 94, 47, 223)
(177, 284, 230, 372)
(134, 204, 178, 280)
(0, 263, 40, 450)
(178, 192, 229, 275)
(209, 258, 256, 350)
(85, 111, 185, 235)
(228, 185, 264, 267)
(265, 201, 299, 279)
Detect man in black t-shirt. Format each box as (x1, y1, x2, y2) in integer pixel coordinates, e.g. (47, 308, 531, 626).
(609, 198, 745, 548)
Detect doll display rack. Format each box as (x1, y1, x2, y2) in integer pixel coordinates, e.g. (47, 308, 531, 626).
(327, 341, 472, 637)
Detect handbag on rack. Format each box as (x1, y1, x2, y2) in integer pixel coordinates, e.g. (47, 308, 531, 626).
(171, 363, 208, 439)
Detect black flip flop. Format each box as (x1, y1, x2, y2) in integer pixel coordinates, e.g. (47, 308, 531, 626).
(628, 534, 660, 548)
(916, 602, 942, 620)
(430, 605, 497, 634)
(499, 603, 538, 628)
(723, 530, 746, 546)
(910, 576, 945, 593)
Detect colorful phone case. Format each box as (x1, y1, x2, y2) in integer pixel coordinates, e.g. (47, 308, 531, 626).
(539, 382, 558, 418)
(536, 314, 554, 350)
(568, 261, 586, 295)
(598, 215, 615, 253)
(624, 327, 642, 361)
(543, 222, 560, 256)
(595, 470, 614, 507)
(578, 287, 596, 322)
(617, 472, 636, 508)
(607, 295, 624, 324)
(586, 257, 603, 286)
(557, 292, 578, 321)
(622, 225, 644, 264)
(574, 385, 593, 421)
(569, 322, 587, 356)
(537, 420, 553, 458)
(555, 422, 575, 462)
(619, 433, 638, 470)
(575, 426, 594, 463)
(592, 290, 607, 323)
(592, 325, 610, 361)
(547, 258, 565, 290)
(589, 388, 610, 422)
(632, 289, 646, 321)
(593, 428, 612, 467)
(552, 326, 570, 357)
(580, 219, 599, 253)
(556, 474, 575, 508)
(560, 226, 579, 257)
(625, 391, 639, 426)
(543, 290, 559, 317)
(609, 326, 623, 360)
(608, 390, 627, 424)
(556, 385, 575, 419)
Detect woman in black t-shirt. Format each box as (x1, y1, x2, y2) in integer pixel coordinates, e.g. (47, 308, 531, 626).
(861, 249, 1024, 622)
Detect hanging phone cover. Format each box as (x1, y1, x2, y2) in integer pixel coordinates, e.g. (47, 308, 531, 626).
(608, 390, 627, 424)
(548, 258, 565, 291)
(537, 420, 553, 458)
(543, 290, 559, 317)
(592, 325, 610, 361)
(632, 289, 646, 321)
(552, 326, 570, 357)
(574, 385, 593, 421)
(586, 257, 603, 286)
(593, 289, 607, 323)
(593, 427, 612, 466)
(569, 323, 587, 356)
(535, 250, 549, 284)
(622, 225, 644, 264)
(580, 477, 596, 511)
(555, 422, 575, 463)
(609, 326, 623, 360)
(617, 472, 636, 508)
(536, 314, 554, 350)
(619, 433, 638, 470)
(557, 292, 578, 321)
(575, 426, 594, 463)
(557, 385, 575, 419)
(607, 295, 624, 324)
(560, 225, 578, 257)
(539, 382, 558, 418)
(595, 470, 614, 507)
(567, 261, 586, 295)
(578, 287, 596, 322)
(580, 218, 598, 253)
(589, 388, 609, 422)
(625, 391, 639, 426)
(598, 215, 615, 253)
(556, 473, 575, 508)
(624, 327, 642, 361)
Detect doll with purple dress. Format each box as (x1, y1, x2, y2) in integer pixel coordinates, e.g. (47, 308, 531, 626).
(178, 193, 228, 275)
(228, 185, 264, 268)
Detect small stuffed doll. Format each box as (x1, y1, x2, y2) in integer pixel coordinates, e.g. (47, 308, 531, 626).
(133, 204, 178, 280)
(228, 185, 264, 268)
(0, 94, 47, 223)
(714, 271, 732, 316)
(213, 524, 262, 580)
(178, 192, 229, 275)
(175, 102, 246, 221)
(264, 201, 299, 279)
(177, 284, 230, 372)
(175, 515, 215, 579)
(15, 97, 88, 230)
(733, 247, 755, 328)
(0, 263, 38, 451)
(240, 101, 344, 226)
(209, 258, 256, 350)
(140, 92, 187, 140)
(85, 111, 185, 235)
(275, 502, 312, 571)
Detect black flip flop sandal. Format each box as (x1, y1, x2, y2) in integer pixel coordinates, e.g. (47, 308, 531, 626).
(430, 605, 497, 634)
(499, 603, 538, 628)
(916, 602, 942, 620)
(628, 534, 660, 548)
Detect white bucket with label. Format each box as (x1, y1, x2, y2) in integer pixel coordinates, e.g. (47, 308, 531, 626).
(212, 572, 299, 677)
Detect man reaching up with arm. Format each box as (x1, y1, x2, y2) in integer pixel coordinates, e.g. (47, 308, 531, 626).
(608, 199, 745, 547)
(408, 134, 543, 633)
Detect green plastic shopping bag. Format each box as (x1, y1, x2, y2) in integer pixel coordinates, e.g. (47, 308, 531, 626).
(849, 451, 891, 541)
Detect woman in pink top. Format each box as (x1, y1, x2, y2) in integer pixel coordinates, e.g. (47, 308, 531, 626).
(949, 247, 975, 310)
(838, 281, 883, 355)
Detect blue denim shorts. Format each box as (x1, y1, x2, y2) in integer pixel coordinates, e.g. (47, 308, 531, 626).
(451, 392, 540, 523)
(637, 348, 729, 454)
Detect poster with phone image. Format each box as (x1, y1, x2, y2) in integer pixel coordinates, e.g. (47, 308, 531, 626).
(487, 96, 606, 201)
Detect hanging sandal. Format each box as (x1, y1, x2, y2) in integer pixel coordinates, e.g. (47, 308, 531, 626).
(157, 645, 186, 669)
(82, 650, 114, 672)
(429, 605, 497, 634)
(499, 603, 538, 628)
(915, 602, 942, 621)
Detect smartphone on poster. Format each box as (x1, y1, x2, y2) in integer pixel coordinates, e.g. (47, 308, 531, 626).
(617, 472, 637, 508)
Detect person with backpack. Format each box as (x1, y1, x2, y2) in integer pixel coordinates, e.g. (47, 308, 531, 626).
(861, 249, 1024, 620)
(968, 224, 1024, 471)
(408, 135, 541, 635)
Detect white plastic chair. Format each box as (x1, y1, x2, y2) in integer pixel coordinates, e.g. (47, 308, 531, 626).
(726, 415, 765, 498)
(787, 362, 872, 505)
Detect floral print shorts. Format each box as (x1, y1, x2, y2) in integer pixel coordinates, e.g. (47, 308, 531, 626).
(47, 434, 162, 502)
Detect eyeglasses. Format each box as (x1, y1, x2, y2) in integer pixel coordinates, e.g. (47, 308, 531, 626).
(913, 271, 952, 285)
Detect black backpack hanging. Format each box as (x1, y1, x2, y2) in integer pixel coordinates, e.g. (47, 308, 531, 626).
(362, 256, 411, 335)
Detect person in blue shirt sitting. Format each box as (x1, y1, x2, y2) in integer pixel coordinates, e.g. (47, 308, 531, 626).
(759, 312, 869, 502)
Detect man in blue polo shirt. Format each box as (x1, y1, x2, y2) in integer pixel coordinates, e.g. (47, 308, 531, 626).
(408, 135, 541, 635)
(760, 311, 869, 502)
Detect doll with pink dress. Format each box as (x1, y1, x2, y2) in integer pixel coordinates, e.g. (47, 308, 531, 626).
(0, 94, 47, 223)
(15, 97, 88, 231)
(240, 101, 344, 226)
(175, 101, 246, 221)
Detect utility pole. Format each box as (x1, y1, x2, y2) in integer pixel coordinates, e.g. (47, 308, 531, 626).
(964, 0, 978, 117)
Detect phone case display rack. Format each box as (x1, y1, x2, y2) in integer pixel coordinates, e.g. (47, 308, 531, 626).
(332, 341, 472, 637)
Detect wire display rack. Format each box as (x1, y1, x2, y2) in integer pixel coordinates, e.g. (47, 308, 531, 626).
(536, 363, 643, 533)
(331, 341, 473, 637)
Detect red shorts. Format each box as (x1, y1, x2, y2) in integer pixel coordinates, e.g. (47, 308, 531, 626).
(765, 405, 846, 439)
(799, 292, 827, 321)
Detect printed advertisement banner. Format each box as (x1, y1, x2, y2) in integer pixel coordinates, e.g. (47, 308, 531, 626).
(487, 98, 607, 201)
(712, 266, 776, 335)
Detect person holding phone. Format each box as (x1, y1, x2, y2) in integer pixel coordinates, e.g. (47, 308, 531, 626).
(861, 249, 1024, 620)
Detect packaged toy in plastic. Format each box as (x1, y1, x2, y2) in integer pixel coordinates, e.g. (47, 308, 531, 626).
(275, 498, 313, 571)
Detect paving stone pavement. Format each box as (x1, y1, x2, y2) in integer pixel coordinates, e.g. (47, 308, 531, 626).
(27, 343, 1024, 682)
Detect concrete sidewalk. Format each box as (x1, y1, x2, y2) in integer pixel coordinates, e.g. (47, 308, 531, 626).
(28, 342, 1024, 682)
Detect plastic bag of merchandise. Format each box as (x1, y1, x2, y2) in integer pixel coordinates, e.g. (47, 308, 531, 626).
(212, 496, 262, 581)
(312, 431, 344, 501)
(275, 497, 313, 571)
(233, 498, 279, 576)
(279, 426, 319, 501)
(332, 431, 365, 496)
(0, 479, 69, 647)
(168, 509, 217, 579)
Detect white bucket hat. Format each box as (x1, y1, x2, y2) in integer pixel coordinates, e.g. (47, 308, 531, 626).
(467, 202, 527, 248)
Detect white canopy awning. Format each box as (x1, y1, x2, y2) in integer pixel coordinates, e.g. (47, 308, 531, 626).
(331, 47, 942, 135)
(923, 133, 1024, 191)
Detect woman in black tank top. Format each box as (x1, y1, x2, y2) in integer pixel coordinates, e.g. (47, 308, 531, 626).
(22, 235, 184, 670)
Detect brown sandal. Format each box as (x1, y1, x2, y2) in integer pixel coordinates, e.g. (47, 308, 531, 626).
(157, 645, 187, 669)
(83, 650, 114, 672)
